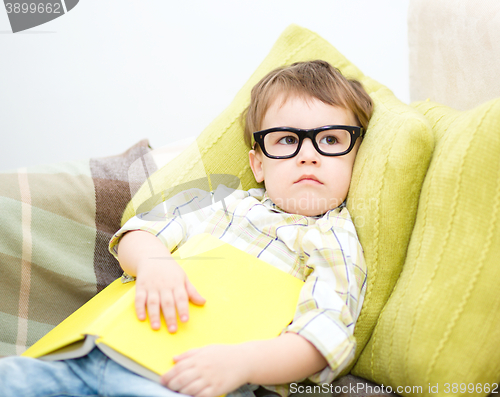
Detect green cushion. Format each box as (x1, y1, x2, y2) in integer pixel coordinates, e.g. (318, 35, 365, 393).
(122, 24, 434, 371)
(0, 140, 153, 357)
(353, 98, 500, 391)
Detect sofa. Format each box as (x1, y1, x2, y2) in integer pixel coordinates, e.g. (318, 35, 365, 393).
(1, 1, 499, 396)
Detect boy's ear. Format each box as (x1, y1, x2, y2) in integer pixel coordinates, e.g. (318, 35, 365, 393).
(249, 149, 265, 183)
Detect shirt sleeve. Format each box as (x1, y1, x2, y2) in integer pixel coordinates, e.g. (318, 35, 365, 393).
(108, 187, 214, 259)
(283, 208, 367, 384)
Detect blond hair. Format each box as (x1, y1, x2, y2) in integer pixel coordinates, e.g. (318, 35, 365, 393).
(243, 60, 373, 148)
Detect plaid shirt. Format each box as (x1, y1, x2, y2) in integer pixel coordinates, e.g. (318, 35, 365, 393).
(109, 186, 367, 396)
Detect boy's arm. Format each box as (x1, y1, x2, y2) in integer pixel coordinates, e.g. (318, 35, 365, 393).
(244, 332, 327, 384)
(117, 230, 205, 332)
(161, 332, 327, 397)
(163, 210, 367, 397)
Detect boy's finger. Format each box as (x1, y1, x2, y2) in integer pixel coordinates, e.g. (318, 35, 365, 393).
(146, 290, 161, 330)
(160, 290, 178, 333)
(134, 287, 147, 321)
(173, 348, 199, 362)
(173, 287, 189, 323)
(162, 362, 199, 390)
(177, 377, 207, 397)
(186, 279, 206, 306)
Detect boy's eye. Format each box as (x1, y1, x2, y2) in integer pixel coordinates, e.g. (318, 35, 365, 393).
(320, 135, 338, 145)
(278, 135, 298, 145)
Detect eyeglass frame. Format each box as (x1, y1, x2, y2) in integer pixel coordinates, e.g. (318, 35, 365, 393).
(252, 125, 364, 159)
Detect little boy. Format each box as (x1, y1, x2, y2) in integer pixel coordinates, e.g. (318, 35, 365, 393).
(0, 60, 373, 397)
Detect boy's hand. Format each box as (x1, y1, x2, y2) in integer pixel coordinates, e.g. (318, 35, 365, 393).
(161, 344, 249, 397)
(135, 258, 206, 332)
(161, 333, 328, 397)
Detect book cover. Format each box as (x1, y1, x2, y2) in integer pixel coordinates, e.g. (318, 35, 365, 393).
(22, 233, 304, 382)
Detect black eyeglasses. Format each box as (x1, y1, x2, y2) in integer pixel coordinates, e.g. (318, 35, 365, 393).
(253, 125, 364, 159)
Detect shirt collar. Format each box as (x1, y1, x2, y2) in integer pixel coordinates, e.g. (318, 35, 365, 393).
(260, 191, 285, 213)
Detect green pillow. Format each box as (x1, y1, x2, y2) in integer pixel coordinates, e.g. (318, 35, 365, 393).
(353, 98, 500, 392)
(122, 24, 434, 371)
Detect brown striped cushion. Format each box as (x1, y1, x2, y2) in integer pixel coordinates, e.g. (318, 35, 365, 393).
(0, 140, 154, 357)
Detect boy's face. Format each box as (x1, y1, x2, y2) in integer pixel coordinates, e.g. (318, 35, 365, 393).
(249, 94, 360, 216)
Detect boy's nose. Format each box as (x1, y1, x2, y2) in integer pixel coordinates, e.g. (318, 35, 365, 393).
(297, 138, 320, 164)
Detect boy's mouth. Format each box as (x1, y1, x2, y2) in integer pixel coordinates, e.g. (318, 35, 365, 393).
(295, 175, 322, 184)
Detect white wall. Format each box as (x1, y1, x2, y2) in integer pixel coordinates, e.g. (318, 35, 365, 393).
(0, 0, 410, 171)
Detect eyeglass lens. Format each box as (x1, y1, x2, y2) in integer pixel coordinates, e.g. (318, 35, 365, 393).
(262, 128, 351, 157)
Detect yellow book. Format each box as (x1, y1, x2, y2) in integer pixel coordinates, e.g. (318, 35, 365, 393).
(22, 234, 304, 383)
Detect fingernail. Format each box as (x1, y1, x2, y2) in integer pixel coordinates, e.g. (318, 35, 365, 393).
(152, 321, 160, 329)
(168, 325, 177, 333)
(180, 315, 188, 322)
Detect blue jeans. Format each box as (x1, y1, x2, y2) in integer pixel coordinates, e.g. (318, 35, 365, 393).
(0, 347, 193, 397)
(0, 348, 259, 397)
